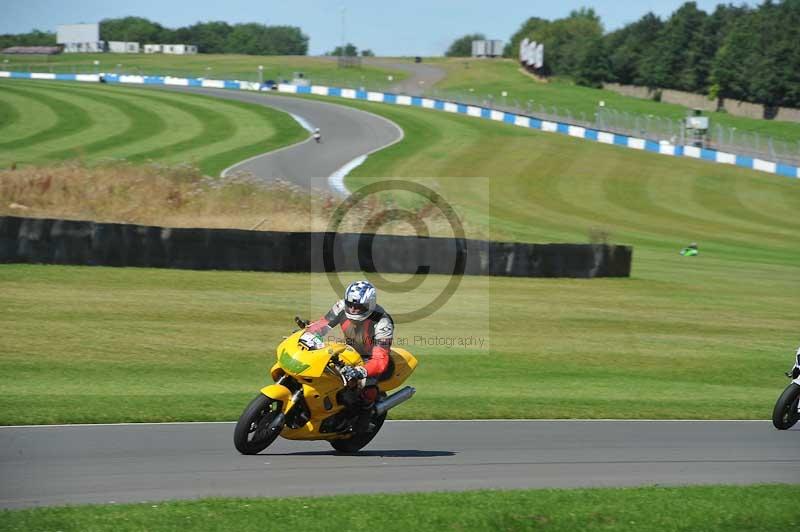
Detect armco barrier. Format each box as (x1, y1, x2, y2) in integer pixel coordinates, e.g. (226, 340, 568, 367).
(0, 217, 632, 278)
(1, 70, 797, 179)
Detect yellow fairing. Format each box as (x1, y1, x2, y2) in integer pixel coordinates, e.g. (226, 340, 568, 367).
(256, 329, 418, 441)
(379, 347, 418, 391)
(260, 383, 292, 406)
(275, 331, 362, 378)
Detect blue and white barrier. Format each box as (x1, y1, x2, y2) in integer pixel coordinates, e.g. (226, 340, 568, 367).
(2, 70, 798, 179)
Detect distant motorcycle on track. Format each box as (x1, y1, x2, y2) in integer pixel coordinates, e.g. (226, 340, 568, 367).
(772, 347, 800, 430)
(234, 317, 417, 454)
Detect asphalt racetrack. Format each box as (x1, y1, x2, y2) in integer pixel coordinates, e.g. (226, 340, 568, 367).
(154, 86, 403, 192)
(1, 420, 797, 509)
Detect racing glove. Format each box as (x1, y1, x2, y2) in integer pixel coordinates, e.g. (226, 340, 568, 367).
(341, 365, 367, 385)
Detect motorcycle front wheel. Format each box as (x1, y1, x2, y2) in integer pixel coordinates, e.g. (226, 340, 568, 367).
(772, 382, 800, 430)
(234, 394, 282, 454)
(329, 409, 388, 454)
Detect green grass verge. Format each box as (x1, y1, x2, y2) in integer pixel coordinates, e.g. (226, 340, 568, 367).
(1, 485, 796, 531)
(284, 93, 799, 259)
(0, 262, 795, 424)
(425, 57, 800, 143)
(1, 53, 406, 90)
(0, 79, 306, 175)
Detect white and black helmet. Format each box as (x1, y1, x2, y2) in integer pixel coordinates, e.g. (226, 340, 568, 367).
(344, 280, 376, 321)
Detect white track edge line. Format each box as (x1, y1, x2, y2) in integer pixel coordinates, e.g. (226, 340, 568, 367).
(326, 101, 406, 195)
(0, 419, 769, 429)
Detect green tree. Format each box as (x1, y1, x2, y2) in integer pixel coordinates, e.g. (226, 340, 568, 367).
(575, 34, 610, 87)
(177, 21, 231, 53)
(223, 23, 308, 55)
(710, 1, 800, 107)
(605, 13, 663, 85)
(0, 30, 56, 49)
(445, 33, 485, 57)
(639, 2, 711, 92)
(504, 18, 548, 58)
(100, 17, 165, 44)
(360, 49, 375, 57)
(327, 43, 359, 56)
(506, 9, 605, 84)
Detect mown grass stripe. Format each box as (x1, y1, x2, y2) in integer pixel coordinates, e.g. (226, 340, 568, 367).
(189, 97, 307, 176)
(0, 97, 21, 134)
(0, 80, 306, 176)
(1, 84, 133, 165)
(32, 84, 168, 162)
(124, 97, 236, 166)
(0, 83, 59, 145)
(0, 84, 93, 153)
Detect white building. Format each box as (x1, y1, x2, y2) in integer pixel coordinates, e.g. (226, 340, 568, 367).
(471, 39, 504, 58)
(57, 23, 104, 53)
(163, 44, 198, 55)
(144, 44, 197, 55)
(108, 41, 140, 54)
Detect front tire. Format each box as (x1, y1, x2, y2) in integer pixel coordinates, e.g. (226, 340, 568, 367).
(329, 409, 387, 453)
(772, 383, 800, 430)
(234, 394, 282, 454)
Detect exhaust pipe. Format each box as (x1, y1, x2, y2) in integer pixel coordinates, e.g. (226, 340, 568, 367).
(375, 386, 416, 416)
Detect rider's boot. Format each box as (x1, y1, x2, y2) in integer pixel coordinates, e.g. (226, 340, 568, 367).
(353, 385, 378, 433)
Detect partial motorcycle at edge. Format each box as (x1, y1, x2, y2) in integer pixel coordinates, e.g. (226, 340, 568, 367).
(772, 347, 800, 430)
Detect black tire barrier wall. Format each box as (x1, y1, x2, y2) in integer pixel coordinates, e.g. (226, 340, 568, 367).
(0, 216, 632, 278)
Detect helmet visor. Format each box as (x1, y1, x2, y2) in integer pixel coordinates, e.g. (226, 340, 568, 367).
(346, 301, 368, 315)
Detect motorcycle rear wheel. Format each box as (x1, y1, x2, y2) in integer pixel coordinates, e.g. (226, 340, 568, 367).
(329, 409, 387, 453)
(234, 394, 282, 454)
(772, 382, 800, 430)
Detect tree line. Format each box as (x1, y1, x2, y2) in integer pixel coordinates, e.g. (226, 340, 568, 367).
(450, 1, 800, 108)
(0, 17, 309, 56)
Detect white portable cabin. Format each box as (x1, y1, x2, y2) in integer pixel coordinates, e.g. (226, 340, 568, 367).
(472, 39, 503, 58)
(108, 41, 140, 54)
(163, 44, 198, 55)
(62, 41, 105, 53)
(471, 40, 487, 57)
(144, 44, 162, 54)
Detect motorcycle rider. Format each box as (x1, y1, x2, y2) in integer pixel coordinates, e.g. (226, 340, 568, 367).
(313, 127, 322, 143)
(306, 280, 393, 431)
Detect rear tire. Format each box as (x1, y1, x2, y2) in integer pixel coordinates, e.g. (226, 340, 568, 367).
(772, 383, 800, 430)
(330, 409, 387, 453)
(234, 394, 282, 454)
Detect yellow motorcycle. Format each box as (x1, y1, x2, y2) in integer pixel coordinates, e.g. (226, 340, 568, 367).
(234, 317, 418, 454)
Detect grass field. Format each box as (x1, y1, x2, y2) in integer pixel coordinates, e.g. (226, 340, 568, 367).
(2, 485, 796, 531)
(425, 57, 800, 143)
(0, 257, 796, 424)
(0, 53, 406, 90)
(0, 79, 306, 174)
(1, 82, 799, 424)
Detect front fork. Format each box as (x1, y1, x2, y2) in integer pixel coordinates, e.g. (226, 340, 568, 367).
(260, 378, 306, 432)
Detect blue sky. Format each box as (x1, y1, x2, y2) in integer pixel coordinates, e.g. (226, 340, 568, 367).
(4, 0, 739, 56)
